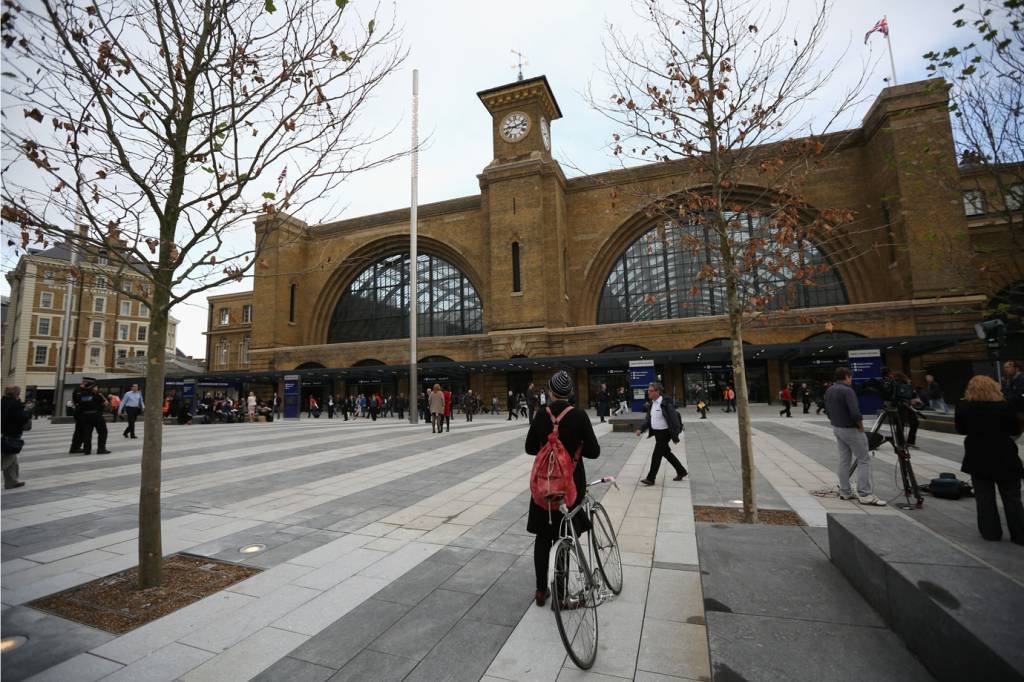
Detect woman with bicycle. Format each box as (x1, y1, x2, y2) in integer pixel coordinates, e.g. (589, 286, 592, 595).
(525, 370, 601, 607)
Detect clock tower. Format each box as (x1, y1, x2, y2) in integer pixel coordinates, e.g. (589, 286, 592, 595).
(477, 76, 570, 333)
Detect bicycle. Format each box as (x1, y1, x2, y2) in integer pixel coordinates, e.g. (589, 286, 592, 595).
(551, 475, 623, 669)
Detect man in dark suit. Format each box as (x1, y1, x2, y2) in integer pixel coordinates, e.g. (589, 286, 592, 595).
(635, 382, 687, 485)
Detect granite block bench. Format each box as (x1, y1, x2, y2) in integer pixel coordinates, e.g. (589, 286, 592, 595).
(827, 512, 1024, 682)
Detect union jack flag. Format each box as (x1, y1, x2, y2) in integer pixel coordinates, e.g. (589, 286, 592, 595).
(864, 17, 889, 44)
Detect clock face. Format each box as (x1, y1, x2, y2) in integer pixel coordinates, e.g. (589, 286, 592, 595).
(540, 117, 550, 150)
(500, 111, 531, 142)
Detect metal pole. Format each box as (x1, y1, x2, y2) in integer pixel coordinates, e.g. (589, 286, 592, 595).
(884, 19, 898, 85)
(53, 215, 81, 417)
(408, 68, 419, 424)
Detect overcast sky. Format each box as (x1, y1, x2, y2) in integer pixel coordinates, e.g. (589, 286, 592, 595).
(2, 0, 964, 358)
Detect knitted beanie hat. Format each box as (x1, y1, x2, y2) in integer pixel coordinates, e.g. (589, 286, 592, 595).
(548, 370, 574, 398)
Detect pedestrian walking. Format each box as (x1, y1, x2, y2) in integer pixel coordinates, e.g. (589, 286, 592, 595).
(525, 370, 600, 607)
(954, 375, 1023, 544)
(636, 382, 687, 485)
(247, 392, 257, 421)
(926, 374, 948, 413)
(429, 384, 445, 433)
(722, 385, 735, 413)
(779, 386, 793, 418)
(507, 389, 518, 420)
(826, 368, 885, 506)
(527, 384, 538, 422)
(596, 383, 610, 423)
(109, 392, 121, 422)
(2, 385, 30, 489)
(693, 383, 708, 419)
(119, 383, 144, 439)
(800, 383, 811, 414)
(463, 390, 476, 422)
(327, 395, 335, 419)
(442, 387, 452, 432)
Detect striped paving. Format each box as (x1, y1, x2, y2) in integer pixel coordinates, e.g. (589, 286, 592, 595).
(1, 414, 711, 681)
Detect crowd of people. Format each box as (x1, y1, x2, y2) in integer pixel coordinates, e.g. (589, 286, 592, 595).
(3, 361, 1021, 553)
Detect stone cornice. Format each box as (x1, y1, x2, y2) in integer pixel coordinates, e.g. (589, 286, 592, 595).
(310, 195, 482, 238)
(477, 75, 563, 120)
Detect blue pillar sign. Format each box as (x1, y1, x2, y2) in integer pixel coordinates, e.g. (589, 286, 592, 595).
(848, 349, 884, 415)
(283, 375, 301, 420)
(628, 360, 656, 413)
(182, 379, 196, 417)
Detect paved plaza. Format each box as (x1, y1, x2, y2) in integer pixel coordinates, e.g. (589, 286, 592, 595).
(1, 406, 1020, 681)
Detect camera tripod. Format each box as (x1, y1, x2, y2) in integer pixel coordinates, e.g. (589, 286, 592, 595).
(861, 403, 924, 509)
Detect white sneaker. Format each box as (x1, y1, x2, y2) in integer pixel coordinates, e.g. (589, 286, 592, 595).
(838, 490, 857, 501)
(858, 494, 887, 506)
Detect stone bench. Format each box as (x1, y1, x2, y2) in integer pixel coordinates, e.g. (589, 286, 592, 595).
(827, 513, 1024, 682)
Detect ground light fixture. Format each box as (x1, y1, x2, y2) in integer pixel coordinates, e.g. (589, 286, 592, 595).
(1, 635, 27, 652)
(239, 544, 266, 555)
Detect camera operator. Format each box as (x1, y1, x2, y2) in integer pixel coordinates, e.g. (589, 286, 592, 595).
(825, 367, 886, 506)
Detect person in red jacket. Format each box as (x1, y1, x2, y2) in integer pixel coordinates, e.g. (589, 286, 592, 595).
(442, 387, 452, 433)
(779, 386, 793, 418)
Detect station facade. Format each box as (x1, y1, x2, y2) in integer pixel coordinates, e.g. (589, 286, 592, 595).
(206, 75, 1022, 406)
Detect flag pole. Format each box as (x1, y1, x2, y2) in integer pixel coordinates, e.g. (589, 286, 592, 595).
(408, 68, 419, 424)
(884, 17, 898, 85)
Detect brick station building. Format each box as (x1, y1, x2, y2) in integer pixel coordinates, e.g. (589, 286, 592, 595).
(206, 76, 1022, 407)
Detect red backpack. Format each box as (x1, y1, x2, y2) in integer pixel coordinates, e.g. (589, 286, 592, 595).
(530, 406, 582, 511)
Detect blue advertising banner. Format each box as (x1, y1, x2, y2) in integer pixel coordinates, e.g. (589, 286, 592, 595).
(283, 375, 301, 420)
(848, 349, 884, 415)
(628, 360, 656, 413)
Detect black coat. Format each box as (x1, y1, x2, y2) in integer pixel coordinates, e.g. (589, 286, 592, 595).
(596, 390, 610, 417)
(954, 401, 1023, 480)
(639, 397, 683, 442)
(1, 396, 30, 438)
(525, 401, 600, 536)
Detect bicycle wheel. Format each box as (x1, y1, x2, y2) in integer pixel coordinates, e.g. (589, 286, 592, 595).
(552, 538, 598, 670)
(590, 502, 623, 595)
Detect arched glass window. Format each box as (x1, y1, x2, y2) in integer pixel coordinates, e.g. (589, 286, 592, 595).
(598, 215, 847, 324)
(329, 253, 483, 343)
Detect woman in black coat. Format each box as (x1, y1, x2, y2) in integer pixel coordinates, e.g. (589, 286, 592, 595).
(954, 375, 1024, 544)
(525, 371, 601, 606)
(595, 384, 610, 423)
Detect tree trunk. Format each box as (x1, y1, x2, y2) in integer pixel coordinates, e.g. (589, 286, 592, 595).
(137, 277, 170, 588)
(727, 289, 758, 524)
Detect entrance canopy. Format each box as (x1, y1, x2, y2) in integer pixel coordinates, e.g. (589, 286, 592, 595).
(97, 332, 973, 387)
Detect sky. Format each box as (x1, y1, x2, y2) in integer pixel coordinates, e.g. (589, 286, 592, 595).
(1, 0, 966, 358)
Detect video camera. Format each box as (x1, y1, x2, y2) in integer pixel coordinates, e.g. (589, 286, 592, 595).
(858, 376, 917, 405)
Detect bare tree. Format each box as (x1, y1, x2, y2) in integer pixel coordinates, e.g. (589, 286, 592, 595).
(594, 0, 872, 522)
(925, 1, 1023, 319)
(1, 0, 405, 587)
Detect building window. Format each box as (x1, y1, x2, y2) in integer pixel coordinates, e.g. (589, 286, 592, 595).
(120, 300, 131, 316)
(117, 348, 128, 359)
(963, 190, 986, 216)
(240, 336, 250, 366)
(289, 284, 297, 323)
(40, 291, 53, 308)
(34, 346, 48, 365)
(91, 321, 103, 338)
(328, 253, 483, 343)
(242, 304, 252, 324)
(37, 317, 51, 336)
(219, 307, 230, 326)
(511, 242, 521, 292)
(136, 349, 145, 357)
(137, 325, 147, 342)
(1006, 183, 1024, 212)
(218, 338, 229, 367)
(89, 346, 102, 364)
(95, 274, 108, 289)
(118, 324, 129, 340)
(94, 296, 106, 313)
(597, 213, 848, 324)
(43, 270, 54, 284)
(139, 303, 149, 317)
(97, 250, 108, 266)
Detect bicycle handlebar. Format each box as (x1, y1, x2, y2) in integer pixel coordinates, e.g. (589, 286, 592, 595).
(587, 475, 619, 490)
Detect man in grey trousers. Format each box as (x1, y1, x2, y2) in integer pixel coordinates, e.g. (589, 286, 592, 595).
(824, 367, 886, 506)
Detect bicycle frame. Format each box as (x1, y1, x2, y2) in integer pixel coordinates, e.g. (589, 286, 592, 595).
(556, 477, 619, 604)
